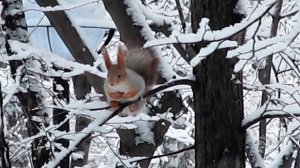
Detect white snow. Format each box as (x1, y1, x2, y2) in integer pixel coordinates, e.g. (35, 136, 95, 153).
(3, 0, 300, 167)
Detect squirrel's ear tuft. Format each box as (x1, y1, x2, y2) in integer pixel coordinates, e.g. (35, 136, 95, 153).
(102, 48, 112, 69)
(117, 45, 126, 70)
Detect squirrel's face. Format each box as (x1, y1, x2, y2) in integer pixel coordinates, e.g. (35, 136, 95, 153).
(107, 65, 127, 87)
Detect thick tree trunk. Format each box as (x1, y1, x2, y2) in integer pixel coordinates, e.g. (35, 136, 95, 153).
(2, 1, 50, 167)
(71, 75, 92, 168)
(192, 0, 245, 168)
(102, 1, 184, 167)
(102, 0, 146, 49)
(53, 75, 70, 168)
(35, 0, 105, 94)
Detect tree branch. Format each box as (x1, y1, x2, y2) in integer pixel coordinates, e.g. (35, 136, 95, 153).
(97, 29, 115, 54)
(243, 112, 300, 129)
(35, 0, 105, 94)
(175, 0, 186, 32)
(130, 145, 195, 165)
(88, 79, 195, 111)
(145, 0, 277, 47)
(39, 79, 194, 168)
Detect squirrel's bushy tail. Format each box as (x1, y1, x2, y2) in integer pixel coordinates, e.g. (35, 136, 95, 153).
(126, 48, 159, 88)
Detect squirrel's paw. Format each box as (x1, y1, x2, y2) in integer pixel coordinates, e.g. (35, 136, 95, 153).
(122, 90, 138, 99)
(108, 92, 123, 99)
(110, 101, 120, 108)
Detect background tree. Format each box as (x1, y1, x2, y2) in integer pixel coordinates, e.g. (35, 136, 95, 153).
(192, 0, 245, 167)
(2, 0, 300, 168)
(2, 0, 49, 167)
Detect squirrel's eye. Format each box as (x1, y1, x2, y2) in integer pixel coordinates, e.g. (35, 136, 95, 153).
(118, 74, 121, 78)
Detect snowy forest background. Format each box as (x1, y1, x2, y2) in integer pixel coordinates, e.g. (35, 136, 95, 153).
(1, 0, 300, 168)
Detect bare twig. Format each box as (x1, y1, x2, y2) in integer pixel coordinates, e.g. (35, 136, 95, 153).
(17, 0, 102, 14)
(243, 111, 300, 129)
(130, 145, 194, 164)
(175, 0, 186, 33)
(88, 79, 195, 111)
(145, 1, 277, 47)
(40, 79, 194, 167)
(97, 29, 115, 54)
(106, 141, 129, 168)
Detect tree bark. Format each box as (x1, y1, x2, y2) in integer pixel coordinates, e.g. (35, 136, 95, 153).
(2, 0, 50, 167)
(71, 75, 92, 168)
(35, 0, 105, 95)
(257, 0, 282, 158)
(34, 1, 104, 166)
(102, 1, 184, 167)
(53, 75, 70, 168)
(102, 0, 146, 49)
(294, 150, 300, 168)
(192, 0, 245, 168)
(35, 0, 185, 167)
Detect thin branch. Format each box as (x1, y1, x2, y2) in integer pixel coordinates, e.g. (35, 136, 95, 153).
(130, 145, 195, 164)
(27, 25, 114, 29)
(88, 79, 195, 130)
(40, 79, 194, 167)
(33, 79, 194, 114)
(149, 23, 196, 63)
(243, 112, 300, 129)
(18, 0, 102, 14)
(106, 141, 129, 168)
(88, 79, 195, 111)
(46, 27, 53, 52)
(97, 29, 115, 54)
(245, 131, 264, 168)
(145, 0, 277, 47)
(280, 9, 298, 19)
(175, 0, 186, 33)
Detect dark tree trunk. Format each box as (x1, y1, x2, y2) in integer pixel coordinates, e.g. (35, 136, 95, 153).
(102, 0, 146, 49)
(71, 75, 92, 168)
(192, 0, 245, 168)
(53, 75, 70, 168)
(34, 1, 106, 166)
(2, 0, 50, 167)
(294, 150, 300, 168)
(34, 0, 186, 167)
(102, 1, 184, 167)
(257, 0, 282, 158)
(35, 0, 105, 94)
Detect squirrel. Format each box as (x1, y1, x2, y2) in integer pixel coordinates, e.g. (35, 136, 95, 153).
(102, 45, 158, 116)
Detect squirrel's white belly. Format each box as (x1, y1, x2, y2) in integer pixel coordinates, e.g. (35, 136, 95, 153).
(104, 69, 146, 102)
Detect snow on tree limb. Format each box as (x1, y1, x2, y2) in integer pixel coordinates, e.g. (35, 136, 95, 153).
(144, 0, 277, 47)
